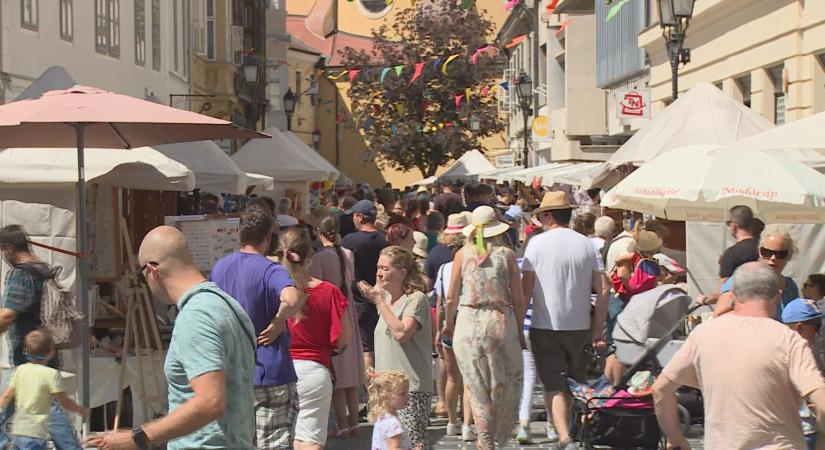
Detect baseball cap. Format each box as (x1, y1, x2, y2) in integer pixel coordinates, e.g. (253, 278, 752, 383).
(499, 187, 513, 195)
(781, 298, 825, 324)
(345, 199, 377, 217)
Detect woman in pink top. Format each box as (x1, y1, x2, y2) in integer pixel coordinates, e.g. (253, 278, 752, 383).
(309, 215, 366, 438)
(281, 228, 351, 450)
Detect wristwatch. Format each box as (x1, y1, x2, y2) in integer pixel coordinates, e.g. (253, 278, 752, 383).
(131, 426, 150, 450)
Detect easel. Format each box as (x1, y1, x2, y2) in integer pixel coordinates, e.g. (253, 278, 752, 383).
(112, 218, 165, 430)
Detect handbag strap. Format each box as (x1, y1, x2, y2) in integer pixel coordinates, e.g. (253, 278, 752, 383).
(179, 285, 256, 352)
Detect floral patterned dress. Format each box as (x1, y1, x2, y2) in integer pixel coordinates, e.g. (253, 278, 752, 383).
(453, 245, 523, 448)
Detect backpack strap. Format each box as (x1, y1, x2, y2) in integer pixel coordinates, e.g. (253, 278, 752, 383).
(179, 285, 256, 352)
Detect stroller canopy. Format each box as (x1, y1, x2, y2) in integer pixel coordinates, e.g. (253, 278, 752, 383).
(613, 285, 692, 346)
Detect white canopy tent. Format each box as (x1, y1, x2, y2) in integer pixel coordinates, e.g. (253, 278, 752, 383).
(232, 126, 339, 182)
(722, 109, 825, 155)
(0, 146, 195, 191)
(484, 162, 606, 188)
(604, 82, 774, 170)
(438, 150, 497, 182)
(406, 175, 438, 188)
(153, 140, 273, 194)
(283, 131, 340, 181)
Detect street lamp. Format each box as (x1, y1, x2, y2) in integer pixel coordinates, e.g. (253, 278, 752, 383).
(283, 88, 296, 131)
(514, 71, 533, 168)
(243, 59, 259, 84)
(469, 114, 480, 132)
(312, 128, 321, 149)
(658, 0, 695, 101)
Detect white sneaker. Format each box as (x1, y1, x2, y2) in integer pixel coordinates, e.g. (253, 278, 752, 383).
(546, 423, 560, 442)
(462, 425, 477, 441)
(516, 424, 532, 444)
(446, 422, 460, 436)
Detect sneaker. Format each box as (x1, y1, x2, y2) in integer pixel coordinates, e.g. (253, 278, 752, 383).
(546, 423, 559, 442)
(516, 424, 532, 444)
(462, 425, 476, 441)
(446, 422, 461, 436)
(558, 439, 579, 450)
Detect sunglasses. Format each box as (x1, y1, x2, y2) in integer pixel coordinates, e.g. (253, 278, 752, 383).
(759, 247, 789, 260)
(138, 261, 158, 285)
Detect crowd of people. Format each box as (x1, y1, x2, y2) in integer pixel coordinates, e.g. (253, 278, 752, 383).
(0, 178, 823, 449)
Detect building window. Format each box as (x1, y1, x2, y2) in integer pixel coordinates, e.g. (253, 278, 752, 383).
(135, 0, 145, 65)
(768, 64, 785, 125)
(356, 0, 393, 19)
(59, 0, 73, 41)
(152, 0, 160, 70)
(21, 0, 38, 30)
(296, 71, 302, 103)
(644, 0, 653, 28)
(206, 0, 216, 60)
(736, 74, 751, 108)
(95, 0, 120, 57)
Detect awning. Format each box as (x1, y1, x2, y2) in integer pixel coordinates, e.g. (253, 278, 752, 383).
(485, 162, 606, 188)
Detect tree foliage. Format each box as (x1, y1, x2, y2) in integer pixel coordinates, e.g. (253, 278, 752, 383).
(339, 2, 505, 178)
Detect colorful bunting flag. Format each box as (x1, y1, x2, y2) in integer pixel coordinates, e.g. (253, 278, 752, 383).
(328, 70, 347, 80)
(546, 0, 560, 14)
(555, 19, 572, 37)
(481, 85, 491, 96)
(394, 65, 404, 76)
(433, 56, 444, 70)
(409, 62, 425, 85)
(505, 35, 526, 49)
(470, 45, 497, 64)
(380, 67, 392, 84)
(465, 88, 473, 101)
(455, 95, 464, 107)
(500, 81, 510, 91)
(505, 0, 521, 12)
(442, 54, 461, 75)
(348, 69, 362, 83)
(606, 0, 630, 21)
(460, 0, 474, 10)
(391, 123, 398, 135)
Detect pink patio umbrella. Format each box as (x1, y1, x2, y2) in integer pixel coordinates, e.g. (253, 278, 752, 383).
(0, 85, 268, 413)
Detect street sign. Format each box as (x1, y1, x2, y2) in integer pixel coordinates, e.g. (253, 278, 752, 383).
(616, 88, 651, 119)
(531, 115, 552, 142)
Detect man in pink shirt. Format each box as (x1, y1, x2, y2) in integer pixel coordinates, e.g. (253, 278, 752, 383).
(654, 262, 825, 450)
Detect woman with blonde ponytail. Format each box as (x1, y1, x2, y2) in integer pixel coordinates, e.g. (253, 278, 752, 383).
(310, 215, 366, 438)
(279, 227, 352, 450)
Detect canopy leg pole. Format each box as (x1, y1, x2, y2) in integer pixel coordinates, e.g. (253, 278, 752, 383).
(73, 123, 91, 438)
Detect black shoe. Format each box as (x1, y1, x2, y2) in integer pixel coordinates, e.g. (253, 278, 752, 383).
(359, 406, 368, 423)
(536, 411, 547, 422)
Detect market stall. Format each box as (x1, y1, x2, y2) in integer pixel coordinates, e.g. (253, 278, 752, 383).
(232, 125, 339, 216)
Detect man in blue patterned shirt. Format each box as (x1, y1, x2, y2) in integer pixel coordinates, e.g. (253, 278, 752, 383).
(0, 225, 81, 449)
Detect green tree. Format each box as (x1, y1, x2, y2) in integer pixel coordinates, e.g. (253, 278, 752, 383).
(339, 2, 505, 178)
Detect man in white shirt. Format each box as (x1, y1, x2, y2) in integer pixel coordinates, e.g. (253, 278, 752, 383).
(521, 192, 609, 449)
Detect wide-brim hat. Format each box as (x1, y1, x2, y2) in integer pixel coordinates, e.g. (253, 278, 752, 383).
(532, 191, 574, 216)
(412, 231, 429, 258)
(444, 211, 472, 235)
(462, 205, 510, 238)
(637, 231, 663, 254)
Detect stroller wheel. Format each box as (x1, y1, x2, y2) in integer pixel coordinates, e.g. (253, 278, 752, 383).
(677, 404, 691, 435)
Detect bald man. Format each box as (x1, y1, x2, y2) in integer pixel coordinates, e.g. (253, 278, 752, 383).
(87, 226, 256, 450)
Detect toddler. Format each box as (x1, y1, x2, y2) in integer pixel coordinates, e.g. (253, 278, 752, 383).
(0, 328, 87, 450)
(369, 370, 418, 450)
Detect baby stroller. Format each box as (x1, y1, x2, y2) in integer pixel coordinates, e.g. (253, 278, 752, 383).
(573, 285, 703, 449)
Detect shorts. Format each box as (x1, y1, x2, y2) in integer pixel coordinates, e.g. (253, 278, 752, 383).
(294, 360, 334, 446)
(254, 383, 299, 449)
(529, 328, 590, 392)
(356, 301, 379, 353)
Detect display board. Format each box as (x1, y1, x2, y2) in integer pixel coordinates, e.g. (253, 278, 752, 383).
(164, 215, 240, 272)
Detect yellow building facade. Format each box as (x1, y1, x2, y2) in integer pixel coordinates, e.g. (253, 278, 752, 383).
(642, 0, 825, 122)
(287, 0, 508, 187)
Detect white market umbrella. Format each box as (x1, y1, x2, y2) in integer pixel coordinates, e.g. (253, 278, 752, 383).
(722, 110, 825, 154)
(233, 126, 337, 182)
(283, 131, 340, 180)
(605, 83, 774, 169)
(602, 145, 825, 224)
(153, 140, 248, 194)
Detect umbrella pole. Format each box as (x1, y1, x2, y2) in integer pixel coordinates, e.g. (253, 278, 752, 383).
(73, 123, 91, 437)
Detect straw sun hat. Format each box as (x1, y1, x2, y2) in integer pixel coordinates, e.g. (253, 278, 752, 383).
(462, 206, 510, 239)
(443, 211, 472, 235)
(636, 230, 663, 254)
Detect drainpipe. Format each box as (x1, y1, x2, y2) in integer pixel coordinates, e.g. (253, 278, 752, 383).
(532, 0, 540, 164)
